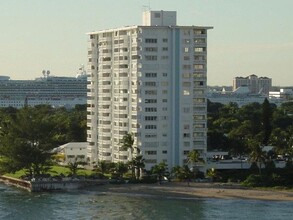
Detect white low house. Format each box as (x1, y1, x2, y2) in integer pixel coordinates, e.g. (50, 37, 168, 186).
(53, 142, 88, 165)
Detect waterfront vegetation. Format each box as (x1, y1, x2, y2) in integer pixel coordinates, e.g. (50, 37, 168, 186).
(4, 165, 95, 179)
(0, 100, 292, 188)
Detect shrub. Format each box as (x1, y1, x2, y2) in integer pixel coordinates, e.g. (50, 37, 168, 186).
(242, 174, 264, 187)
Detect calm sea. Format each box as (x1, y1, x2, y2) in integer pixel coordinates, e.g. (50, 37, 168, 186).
(0, 183, 292, 220)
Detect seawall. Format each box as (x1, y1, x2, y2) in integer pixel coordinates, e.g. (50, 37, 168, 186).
(0, 175, 107, 192)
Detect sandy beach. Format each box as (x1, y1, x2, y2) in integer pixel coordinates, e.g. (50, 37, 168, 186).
(95, 182, 293, 201)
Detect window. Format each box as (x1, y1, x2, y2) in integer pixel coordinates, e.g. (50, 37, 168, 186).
(161, 56, 169, 60)
(163, 73, 168, 77)
(194, 30, 206, 35)
(145, 150, 157, 155)
(145, 47, 158, 52)
(145, 90, 157, 95)
(145, 55, 157, 61)
(162, 150, 167, 154)
(194, 64, 204, 70)
(131, 55, 140, 60)
(145, 82, 156, 87)
(194, 55, 206, 61)
(193, 132, 205, 137)
(182, 73, 191, 78)
(145, 99, 157, 103)
(183, 151, 190, 155)
(145, 107, 157, 112)
(145, 38, 157, 43)
(194, 81, 204, 86)
(162, 47, 168, 51)
(184, 124, 190, 129)
(145, 125, 157, 129)
(183, 90, 190, 95)
(155, 13, 160, 18)
(162, 38, 168, 42)
(161, 82, 168, 86)
(194, 89, 204, 94)
(161, 116, 168, 120)
(193, 115, 205, 120)
(183, 133, 190, 138)
(184, 47, 189, 52)
(145, 133, 157, 138)
(193, 98, 205, 103)
(162, 99, 168, 103)
(183, 82, 191, 87)
(145, 116, 157, 121)
(194, 47, 206, 52)
(145, 142, 158, 148)
(183, 65, 191, 70)
(193, 73, 205, 78)
(194, 38, 205, 43)
(145, 72, 157, 77)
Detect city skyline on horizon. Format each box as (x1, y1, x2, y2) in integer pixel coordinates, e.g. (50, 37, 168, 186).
(0, 0, 292, 86)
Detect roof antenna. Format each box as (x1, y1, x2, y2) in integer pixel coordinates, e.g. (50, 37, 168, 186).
(142, 0, 151, 11)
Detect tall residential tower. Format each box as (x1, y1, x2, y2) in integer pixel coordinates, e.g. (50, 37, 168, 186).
(87, 11, 212, 170)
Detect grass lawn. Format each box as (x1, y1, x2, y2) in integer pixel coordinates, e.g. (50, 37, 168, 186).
(4, 165, 96, 179)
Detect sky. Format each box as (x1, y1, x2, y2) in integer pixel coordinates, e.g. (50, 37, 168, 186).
(0, 0, 292, 86)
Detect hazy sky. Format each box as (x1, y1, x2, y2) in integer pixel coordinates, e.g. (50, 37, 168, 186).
(0, 0, 292, 86)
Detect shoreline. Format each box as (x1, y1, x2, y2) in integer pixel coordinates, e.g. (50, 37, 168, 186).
(93, 182, 293, 202)
(1, 175, 293, 201)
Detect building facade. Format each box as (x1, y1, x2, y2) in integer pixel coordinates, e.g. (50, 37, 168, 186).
(233, 74, 272, 95)
(86, 11, 212, 170)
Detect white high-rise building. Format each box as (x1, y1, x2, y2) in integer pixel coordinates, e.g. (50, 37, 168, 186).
(86, 11, 212, 170)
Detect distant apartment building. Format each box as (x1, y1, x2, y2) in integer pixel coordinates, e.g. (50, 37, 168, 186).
(233, 74, 272, 95)
(86, 10, 212, 170)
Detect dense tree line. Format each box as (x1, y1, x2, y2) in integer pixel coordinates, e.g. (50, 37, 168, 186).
(0, 105, 86, 175)
(207, 99, 293, 158)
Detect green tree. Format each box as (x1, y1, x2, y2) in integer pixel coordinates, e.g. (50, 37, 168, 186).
(96, 160, 109, 175)
(0, 106, 59, 176)
(128, 155, 145, 180)
(186, 149, 204, 170)
(262, 98, 273, 145)
(248, 140, 267, 175)
(151, 161, 167, 184)
(120, 133, 136, 159)
(67, 157, 86, 176)
(110, 162, 128, 179)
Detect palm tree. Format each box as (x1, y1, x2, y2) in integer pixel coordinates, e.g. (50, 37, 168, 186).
(120, 133, 136, 160)
(171, 165, 183, 180)
(186, 149, 204, 172)
(181, 165, 193, 186)
(134, 155, 145, 180)
(96, 160, 108, 175)
(151, 161, 167, 185)
(248, 140, 267, 175)
(110, 162, 128, 179)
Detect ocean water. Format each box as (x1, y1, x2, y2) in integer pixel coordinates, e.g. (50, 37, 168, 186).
(0, 183, 292, 220)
